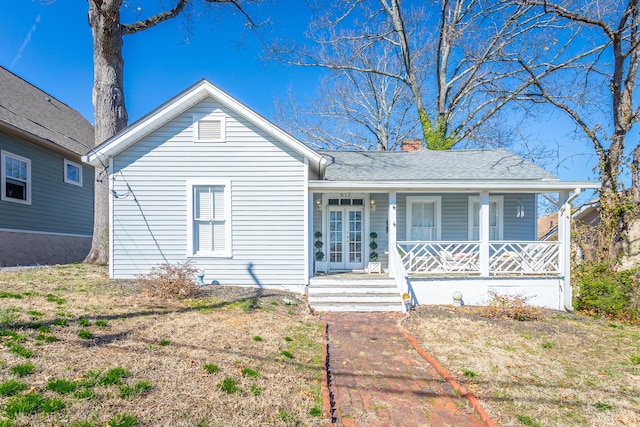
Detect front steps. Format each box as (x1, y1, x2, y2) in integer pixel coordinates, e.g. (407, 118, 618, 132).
(308, 277, 404, 312)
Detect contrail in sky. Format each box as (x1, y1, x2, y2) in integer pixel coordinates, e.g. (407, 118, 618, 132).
(11, 14, 41, 69)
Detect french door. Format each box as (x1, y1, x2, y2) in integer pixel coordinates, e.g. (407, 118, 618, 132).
(328, 207, 364, 271)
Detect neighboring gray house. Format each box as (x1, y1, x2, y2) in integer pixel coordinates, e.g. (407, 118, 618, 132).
(0, 67, 94, 266)
(83, 80, 598, 312)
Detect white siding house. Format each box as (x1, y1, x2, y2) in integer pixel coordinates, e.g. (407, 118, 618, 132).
(84, 80, 599, 311)
(84, 80, 324, 291)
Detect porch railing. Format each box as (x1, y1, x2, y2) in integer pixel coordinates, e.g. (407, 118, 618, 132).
(388, 243, 410, 312)
(397, 241, 561, 276)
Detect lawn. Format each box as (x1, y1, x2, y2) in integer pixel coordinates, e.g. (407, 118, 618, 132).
(0, 264, 326, 427)
(403, 304, 640, 427)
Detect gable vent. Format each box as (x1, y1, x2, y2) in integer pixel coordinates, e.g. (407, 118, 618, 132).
(194, 114, 226, 142)
(199, 119, 222, 140)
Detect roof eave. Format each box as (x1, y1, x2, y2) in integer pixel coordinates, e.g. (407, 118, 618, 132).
(1, 121, 85, 160)
(308, 180, 600, 193)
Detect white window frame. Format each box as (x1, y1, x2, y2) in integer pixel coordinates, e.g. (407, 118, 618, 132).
(406, 196, 441, 241)
(468, 195, 504, 240)
(63, 159, 83, 187)
(186, 179, 232, 258)
(1, 150, 31, 205)
(193, 113, 226, 143)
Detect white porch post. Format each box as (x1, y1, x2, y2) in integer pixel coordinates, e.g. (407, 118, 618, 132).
(558, 190, 573, 311)
(479, 191, 490, 277)
(388, 192, 397, 276)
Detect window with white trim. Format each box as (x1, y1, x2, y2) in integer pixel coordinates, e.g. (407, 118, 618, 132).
(1, 150, 31, 204)
(64, 159, 82, 186)
(194, 114, 226, 142)
(188, 180, 231, 257)
(406, 196, 441, 241)
(468, 196, 503, 240)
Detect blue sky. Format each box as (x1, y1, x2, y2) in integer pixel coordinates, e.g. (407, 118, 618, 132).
(1, 1, 599, 192)
(0, 1, 319, 123)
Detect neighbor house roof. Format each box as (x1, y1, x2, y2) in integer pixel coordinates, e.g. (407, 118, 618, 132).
(0, 66, 94, 157)
(83, 79, 325, 167)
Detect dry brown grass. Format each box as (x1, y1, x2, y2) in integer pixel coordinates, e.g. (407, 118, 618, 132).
(0, 264, 326, 426)
(403, 305, 640, 427)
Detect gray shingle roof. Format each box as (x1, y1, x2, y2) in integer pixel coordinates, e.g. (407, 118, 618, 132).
(0, 66, 93, 156)
(320, 149, 557, 182)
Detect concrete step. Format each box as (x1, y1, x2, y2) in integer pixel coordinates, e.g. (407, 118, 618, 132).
(310, 295, 402, 303)
(312, 302, 404, 312)
(308, 279, 404, 312)
(308, 286, 399, 296)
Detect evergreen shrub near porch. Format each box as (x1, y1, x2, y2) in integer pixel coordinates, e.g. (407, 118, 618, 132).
(574, 261, 640, 321)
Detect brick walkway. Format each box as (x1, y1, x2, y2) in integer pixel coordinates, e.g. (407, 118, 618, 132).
(322, 313, 486, 427)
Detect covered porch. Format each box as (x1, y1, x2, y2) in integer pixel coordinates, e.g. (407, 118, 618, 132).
(309, 183, 598, 311)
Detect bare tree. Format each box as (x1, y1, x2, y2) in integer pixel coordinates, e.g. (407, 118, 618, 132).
(274, 0, 557, 151)
(276, 36, 418, 151)
(85, 0, 260, 265)
(519, 0, 640, 262)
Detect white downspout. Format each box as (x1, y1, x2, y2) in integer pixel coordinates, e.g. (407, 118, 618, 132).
(559, 188, 582, 311)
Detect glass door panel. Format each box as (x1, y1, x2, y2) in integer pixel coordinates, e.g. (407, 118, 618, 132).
(328, 207, 364, 270)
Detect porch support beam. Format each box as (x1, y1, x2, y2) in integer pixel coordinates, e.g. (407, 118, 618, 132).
(558, 188, 581, 311)
(388, 192, 397, 277)
(479, 191, 490, 277)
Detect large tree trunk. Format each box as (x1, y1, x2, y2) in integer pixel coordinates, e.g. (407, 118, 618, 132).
(85, 0, 128, 265)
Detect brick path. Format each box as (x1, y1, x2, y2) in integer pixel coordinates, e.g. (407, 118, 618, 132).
(322, 312, 486, 427)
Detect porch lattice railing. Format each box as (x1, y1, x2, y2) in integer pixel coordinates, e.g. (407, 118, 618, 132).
(397, 241, 561, 276)
(489, 242, 560, 275)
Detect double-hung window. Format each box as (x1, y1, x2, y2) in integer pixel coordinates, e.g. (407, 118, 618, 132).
(187, 180, 231, 257)
(468, 196, 503, 240)
(406, 196, 441, 241)
(1, 150, 31, 204)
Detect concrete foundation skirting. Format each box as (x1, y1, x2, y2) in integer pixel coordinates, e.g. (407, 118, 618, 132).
(0, 230, 91, 267)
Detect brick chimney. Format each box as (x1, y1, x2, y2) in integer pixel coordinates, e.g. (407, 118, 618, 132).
(401, 139, 422, 151)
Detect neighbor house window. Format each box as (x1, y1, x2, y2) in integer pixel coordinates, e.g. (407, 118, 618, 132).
(406, 196, 441, 241)
(194, 114, 226, 142)
(187, 180, 231, 257)
(64, 159, 82, 186)
(1, 150, 31, 205)
(468, 196, 503, 240)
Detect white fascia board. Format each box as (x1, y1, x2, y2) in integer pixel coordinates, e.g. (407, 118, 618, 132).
(82, 80, 325, 168)
(308, 180, 600, 193)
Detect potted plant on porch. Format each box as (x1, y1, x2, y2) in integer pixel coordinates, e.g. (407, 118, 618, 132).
(367, 232, 382, 273)
(314, 231, 328, 273)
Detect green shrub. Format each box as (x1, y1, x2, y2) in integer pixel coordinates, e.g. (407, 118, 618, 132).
(574, 262, 640, 320)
